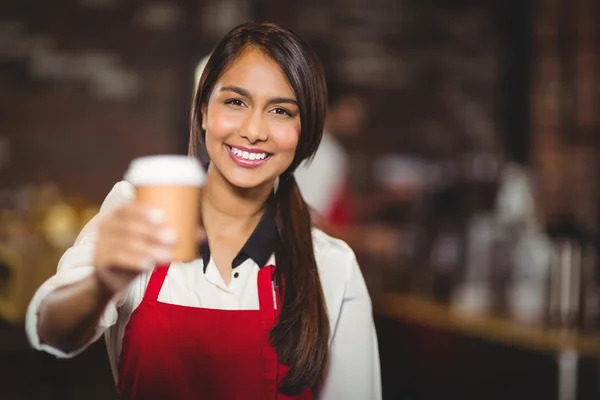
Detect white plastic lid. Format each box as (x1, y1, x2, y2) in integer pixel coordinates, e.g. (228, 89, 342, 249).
(124, 155, 206, 187)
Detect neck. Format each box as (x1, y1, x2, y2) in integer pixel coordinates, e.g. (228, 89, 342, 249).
(201, 163, 273, 236)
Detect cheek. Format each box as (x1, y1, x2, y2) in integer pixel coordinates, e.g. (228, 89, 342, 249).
(273, 126, 300, 155)
(205, 106, 239, 142)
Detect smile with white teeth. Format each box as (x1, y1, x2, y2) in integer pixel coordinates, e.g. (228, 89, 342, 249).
(229, 146, 270, 161)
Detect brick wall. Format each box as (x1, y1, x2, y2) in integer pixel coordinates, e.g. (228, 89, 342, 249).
(0, 0, 203, 203)
(531, 0, 599, 231)
(0, 0, 529, 209)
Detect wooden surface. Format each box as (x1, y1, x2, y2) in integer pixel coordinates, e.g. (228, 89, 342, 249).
(373, 291, 600, 357)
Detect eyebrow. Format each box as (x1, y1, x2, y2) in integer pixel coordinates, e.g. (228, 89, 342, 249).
(220, 85, 298, 106)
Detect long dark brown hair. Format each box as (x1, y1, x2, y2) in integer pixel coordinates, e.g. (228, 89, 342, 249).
(189, 22, 329, 395)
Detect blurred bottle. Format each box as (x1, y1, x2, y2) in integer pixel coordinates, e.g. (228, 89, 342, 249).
(451, 212, 496, 315)
(496, 164, 552, 325)
(506, 222, 552, 325)
(449, 152, 500, 315)
(419, 177, 465, 303)
(547, 215, 599, 331)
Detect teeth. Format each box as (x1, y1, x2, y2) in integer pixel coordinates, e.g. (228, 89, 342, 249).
(230, 146, 268, 161)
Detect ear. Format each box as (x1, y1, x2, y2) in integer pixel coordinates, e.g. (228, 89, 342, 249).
(201, 104, 208, 131)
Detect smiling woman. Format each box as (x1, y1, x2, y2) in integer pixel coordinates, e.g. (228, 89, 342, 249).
(190, 26, 329, 396)
(26, 22, 381, 400)
(200, 50, 301, 189)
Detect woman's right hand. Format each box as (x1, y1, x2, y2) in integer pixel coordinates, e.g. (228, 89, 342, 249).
(93, 204, 177, 297)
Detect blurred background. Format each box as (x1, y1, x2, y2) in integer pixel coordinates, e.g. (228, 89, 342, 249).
(0, 0, 599, 399)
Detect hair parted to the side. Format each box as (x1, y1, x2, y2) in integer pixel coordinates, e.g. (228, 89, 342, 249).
(189, 22, 329, 395)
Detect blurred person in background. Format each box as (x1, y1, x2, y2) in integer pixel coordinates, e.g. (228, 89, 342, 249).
(296, 77, 401, 262)
(295, 77, 365, 228)
(26, 22, 381, 400)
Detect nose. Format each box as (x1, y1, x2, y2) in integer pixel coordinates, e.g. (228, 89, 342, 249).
(240, 110, 268, 144)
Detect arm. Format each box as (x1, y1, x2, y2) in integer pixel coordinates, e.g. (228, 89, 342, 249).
(26, 181, 132, 356)
(36, 269, 115, 354)
(316, 257, 382, 400)
(26, 181, 173, 356)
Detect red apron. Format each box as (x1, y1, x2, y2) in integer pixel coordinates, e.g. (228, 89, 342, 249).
(117, 264, 312, 400)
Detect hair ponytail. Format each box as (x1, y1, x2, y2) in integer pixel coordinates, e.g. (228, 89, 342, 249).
(270, 172, 330, 395)
(189, 22, 331, 395)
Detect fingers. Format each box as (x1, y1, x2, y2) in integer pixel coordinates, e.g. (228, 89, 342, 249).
(110, 217, 177, 249)
(96, 204, 178, 272)
(107, 247, 155, 273)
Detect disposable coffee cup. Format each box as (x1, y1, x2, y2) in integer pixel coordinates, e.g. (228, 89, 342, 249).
(124, 155, 205, 262)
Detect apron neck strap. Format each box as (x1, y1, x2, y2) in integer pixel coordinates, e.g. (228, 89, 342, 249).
(257, 265, 278, 327)
(145, 263, 171, 301)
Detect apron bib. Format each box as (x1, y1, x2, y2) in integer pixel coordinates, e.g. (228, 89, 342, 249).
(117, 264, 312, 400)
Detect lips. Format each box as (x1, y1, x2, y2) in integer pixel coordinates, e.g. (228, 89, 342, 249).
(226, 145, 272, 168)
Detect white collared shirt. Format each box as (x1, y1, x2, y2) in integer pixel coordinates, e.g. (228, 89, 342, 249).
(25, 181, 382, 400)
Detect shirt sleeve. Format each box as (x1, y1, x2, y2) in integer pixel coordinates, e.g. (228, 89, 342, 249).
(25, 180, 135, 358)
(316, 255, 382, 400)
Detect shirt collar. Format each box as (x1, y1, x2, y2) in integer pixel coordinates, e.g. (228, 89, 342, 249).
(201, 196, 276, 272)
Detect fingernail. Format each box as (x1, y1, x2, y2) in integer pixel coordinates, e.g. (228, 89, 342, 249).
(159, 228, 178, 244)
(147, 209, 166, 225)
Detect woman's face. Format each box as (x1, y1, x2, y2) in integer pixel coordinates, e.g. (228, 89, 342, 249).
(202, 49, 301, 191)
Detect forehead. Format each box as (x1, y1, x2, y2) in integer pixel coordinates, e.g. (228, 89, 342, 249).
(215, 49, 296, 98)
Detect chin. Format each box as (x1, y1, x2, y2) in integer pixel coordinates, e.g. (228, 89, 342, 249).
(226, 172, 274, 192)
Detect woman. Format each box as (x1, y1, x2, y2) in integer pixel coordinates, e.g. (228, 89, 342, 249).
(26, 22, 381, 399)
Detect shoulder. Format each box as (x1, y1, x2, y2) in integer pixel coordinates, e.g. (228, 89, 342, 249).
(311, 228, 357, 286)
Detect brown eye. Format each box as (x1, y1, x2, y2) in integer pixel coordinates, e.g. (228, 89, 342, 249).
(272, 107, 291, 116)
(225, 99, 246, 107)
